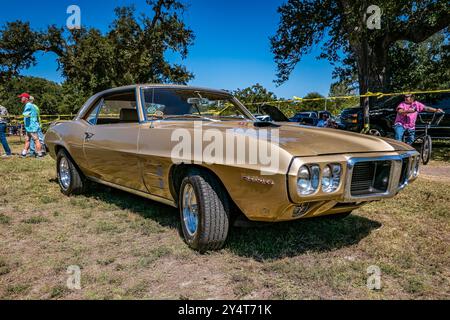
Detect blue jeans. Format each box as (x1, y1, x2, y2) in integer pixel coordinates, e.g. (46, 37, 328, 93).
(395, 124, 415, 145)
(0, 123, 12, 155)
(30, 127, 45, 155)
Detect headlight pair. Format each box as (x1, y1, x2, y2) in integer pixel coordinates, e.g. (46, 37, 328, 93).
(297, 164, 342, 195)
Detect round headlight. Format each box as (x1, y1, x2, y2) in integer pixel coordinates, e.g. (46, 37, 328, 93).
(322, 166, 332, 190)
(322, 164, 342, 193)
(297, 165, 320, 195)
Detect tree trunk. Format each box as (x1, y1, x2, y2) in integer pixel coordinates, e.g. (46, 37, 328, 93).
(353, 36, 390, 132)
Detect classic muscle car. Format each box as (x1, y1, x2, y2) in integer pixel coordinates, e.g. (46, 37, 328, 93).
(45, 84, 421, 252)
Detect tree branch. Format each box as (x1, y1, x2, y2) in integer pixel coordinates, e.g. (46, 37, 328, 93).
(388, 9, 449, 44)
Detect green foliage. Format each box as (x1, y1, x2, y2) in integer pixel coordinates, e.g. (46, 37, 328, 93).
(233, 84, 348, 117)
(0, 76, 62, 115)
(300, 92, 325, 111)
(0, 0, 195, 114)
(233, 83, 278, 114)
(233, 83, 277, 104)
(271, 0, 449, 94)
(388, 32, 450, 92)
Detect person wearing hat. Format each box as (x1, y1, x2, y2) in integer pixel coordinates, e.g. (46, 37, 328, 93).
(0, 104, 12, 158)
(394, 94, 443, 145)
(18, 93, 44, 158)
(28, 96, 46, 157)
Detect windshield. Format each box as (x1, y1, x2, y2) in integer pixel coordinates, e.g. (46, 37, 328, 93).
(142, 88, 253, 121)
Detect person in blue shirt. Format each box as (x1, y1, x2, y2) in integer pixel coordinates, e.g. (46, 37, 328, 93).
(28, 96, 46, 157)
(18, 93, 44, 158)
(317, 113, 329, 128)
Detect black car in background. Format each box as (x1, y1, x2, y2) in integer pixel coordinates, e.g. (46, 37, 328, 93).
(339, 93, 450, 139)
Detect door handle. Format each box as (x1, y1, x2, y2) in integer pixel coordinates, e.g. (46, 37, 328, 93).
(84, 132, 95, 141)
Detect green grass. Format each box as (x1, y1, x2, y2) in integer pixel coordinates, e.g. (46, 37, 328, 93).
(432, 140, 450, 162)
(22, 216, 50, 224)
(0, 136, 449, 299)
(0, 214, 11, 224)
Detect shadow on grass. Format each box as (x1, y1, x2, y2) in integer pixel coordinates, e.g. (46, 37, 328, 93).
(83, 184, 180, 229)
(227, 216, 381, 261)
(70, 182, 382, 261)
(432, 141, 450, 162)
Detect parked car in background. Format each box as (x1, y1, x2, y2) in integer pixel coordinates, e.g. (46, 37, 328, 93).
(45, 84, 420, 252)
(290, 111, 332, 126)
(290, 111, 318, 125)
(339, 93, 450, 139)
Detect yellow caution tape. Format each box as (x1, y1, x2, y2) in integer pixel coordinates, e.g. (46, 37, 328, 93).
(245, 88, 450, 106)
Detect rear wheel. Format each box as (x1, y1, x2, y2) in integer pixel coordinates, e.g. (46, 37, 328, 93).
(421, 135, 432, 165)
(179, 171, 230, 252)
(56, 149, 85, 196)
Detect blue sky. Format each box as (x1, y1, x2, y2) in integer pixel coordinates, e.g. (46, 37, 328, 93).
(0, 0, 336, 99)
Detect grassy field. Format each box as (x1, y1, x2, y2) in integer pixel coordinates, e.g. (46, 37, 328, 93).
(0, 136, 449, 299)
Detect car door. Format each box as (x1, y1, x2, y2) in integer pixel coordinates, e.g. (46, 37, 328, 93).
(136, 87, 183, 200)
(82, 89, 146, 191)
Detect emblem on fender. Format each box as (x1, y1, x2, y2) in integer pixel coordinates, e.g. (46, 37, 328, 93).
(242, 176, 275, 185)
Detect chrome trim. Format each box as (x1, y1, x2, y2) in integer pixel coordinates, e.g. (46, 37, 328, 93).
(58, 157, 71, 190)
(343, 151, 418, 202)
(182, 183, 199, 236)
(87, 176, 177, 208)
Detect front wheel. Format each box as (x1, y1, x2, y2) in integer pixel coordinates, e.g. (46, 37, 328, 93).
(179, 171, 230, 252)
(421, 135, 432, 165)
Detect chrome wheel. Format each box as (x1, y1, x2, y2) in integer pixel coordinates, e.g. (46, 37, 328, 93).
(182, 183, 199, 236)
(59, 157, 71, 190)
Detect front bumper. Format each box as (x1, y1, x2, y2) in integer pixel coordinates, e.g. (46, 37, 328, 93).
(343, 151, 419, 202)
(271, 150, 420, 221)
(287, 150, 420, 206)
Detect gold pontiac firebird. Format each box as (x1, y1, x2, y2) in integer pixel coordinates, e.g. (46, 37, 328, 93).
(45, 84, 420, 252)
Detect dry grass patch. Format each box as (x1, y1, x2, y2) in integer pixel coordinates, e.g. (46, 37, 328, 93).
(0, 136, 449, 299)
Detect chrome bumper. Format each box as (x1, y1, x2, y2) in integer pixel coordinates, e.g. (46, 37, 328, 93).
(343, 151, 420, 202)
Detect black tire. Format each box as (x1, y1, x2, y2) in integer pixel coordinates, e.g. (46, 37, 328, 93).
(179, 170, 230, 252)
(56, 149, 85, 196)
(421, 135, 432, 165)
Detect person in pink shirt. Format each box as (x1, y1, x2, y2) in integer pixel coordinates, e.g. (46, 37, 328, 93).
(394, 94, 443, 145)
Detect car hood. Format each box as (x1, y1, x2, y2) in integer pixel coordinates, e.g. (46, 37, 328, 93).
(196, 121, 413, 157)
(272, 123, 412, 156)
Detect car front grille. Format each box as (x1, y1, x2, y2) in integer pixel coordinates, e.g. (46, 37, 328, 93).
(351, 161, 392, 196)
(399, 157, 410, 187)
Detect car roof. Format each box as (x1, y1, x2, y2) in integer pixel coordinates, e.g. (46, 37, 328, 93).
(101, 84, 230, 95)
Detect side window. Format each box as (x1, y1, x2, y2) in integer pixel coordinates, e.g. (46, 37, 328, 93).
(84, 90, 139, 125)
(86, 100, 102, 125)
